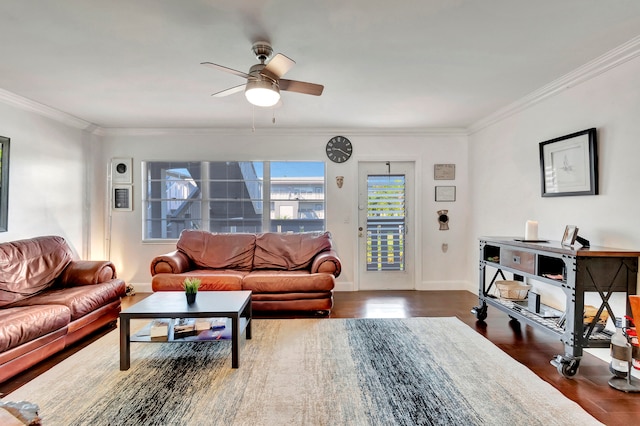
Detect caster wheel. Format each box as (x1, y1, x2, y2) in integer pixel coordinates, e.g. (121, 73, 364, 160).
(552, 355, 580, 378)
(471, 304, 487, 321)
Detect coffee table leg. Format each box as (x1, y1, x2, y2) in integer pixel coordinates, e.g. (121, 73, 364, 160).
(231, 315, 239, 368)
(120, 316, 130, 370)
(245, 299, 252, 340)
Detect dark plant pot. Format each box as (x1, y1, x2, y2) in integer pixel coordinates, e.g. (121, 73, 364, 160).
(186, 293, 197, 305)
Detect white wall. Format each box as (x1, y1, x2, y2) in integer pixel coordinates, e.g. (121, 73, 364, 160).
(100, 129, 469, 292)
(468, 54, 640, 309)
(3, 49, 638, 302)
(0, 101, 99, 258)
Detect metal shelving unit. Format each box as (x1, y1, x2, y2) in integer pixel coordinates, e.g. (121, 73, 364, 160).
(472, 237, 639, 378)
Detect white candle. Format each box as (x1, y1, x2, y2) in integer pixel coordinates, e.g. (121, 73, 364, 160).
(525, 220, 538, 241)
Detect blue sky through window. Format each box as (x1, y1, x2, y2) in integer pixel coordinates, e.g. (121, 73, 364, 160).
(253, 162, 324, 177)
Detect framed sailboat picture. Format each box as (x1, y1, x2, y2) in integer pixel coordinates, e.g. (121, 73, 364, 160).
(539, 128, 598, 197)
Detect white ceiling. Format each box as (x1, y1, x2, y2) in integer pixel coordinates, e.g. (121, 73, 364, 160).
(1, 1, 639, 130)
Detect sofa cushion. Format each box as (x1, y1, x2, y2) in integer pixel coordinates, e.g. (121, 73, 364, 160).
(9, 280, 125, 321)
(253, 232, 332, 271)
(243, 270, 335, 292)
(177, 230, 256, 271)
(0, 236, 73, 307)
(152, 270, 245, 292)
(0, 305, 71, 352)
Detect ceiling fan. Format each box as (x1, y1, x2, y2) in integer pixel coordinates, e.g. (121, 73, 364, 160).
(201, 41, 324, 107)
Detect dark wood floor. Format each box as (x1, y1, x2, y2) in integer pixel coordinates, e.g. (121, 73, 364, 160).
(1, 290, 637, 425)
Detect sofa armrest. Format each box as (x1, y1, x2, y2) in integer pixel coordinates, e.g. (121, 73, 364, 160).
(311, 249, 342, 278)
(150, 250, 191, 275)
(58, 260, 117, 287)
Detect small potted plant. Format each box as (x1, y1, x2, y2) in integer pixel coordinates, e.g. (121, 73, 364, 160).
(183, 277, 201, 305)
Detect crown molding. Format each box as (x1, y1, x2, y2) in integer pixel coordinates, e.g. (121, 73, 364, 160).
(0, 87, 466, 137)
(468, 35, 640, 134)
(100, 126, 468, 137)
(0, 88, 101, 132)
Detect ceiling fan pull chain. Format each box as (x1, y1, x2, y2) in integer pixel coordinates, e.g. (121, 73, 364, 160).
(272, 109, 276, 125)
(252, 106, 256, 132)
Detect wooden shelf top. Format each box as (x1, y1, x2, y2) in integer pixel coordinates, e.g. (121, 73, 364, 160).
(480, 236, 640, 258)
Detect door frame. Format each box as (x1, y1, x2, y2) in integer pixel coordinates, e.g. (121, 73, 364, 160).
(355, 157, 422, 291)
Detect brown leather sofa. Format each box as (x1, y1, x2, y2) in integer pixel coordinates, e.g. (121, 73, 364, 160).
(150, 230, 341, 314)
(0, 236, 126, 383)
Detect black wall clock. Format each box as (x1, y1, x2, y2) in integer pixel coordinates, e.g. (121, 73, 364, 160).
(326, 136, 353, 163)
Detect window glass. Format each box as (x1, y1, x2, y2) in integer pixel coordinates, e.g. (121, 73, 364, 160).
(144, 162, 201, 239)
(269, 162, 325, 233)
(366, 174, 405, 271)
(208, 162, 263, 233)
(143, 161, 324, 239)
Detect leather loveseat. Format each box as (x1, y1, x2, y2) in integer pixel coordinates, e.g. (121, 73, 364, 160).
(150, 230, 341, 314)
(0, 236, 126, 383)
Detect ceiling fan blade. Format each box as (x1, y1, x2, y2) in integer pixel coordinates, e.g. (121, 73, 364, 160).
(211, 84, 246, 97)
(263, 53, 295, 79)
(279, 79, 324, 96)
(201, 62, 251, 79)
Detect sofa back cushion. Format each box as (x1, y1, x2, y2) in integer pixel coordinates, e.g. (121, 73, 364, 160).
(177, 230, 256, 271)
(253, 232, 332, 271)
(0, 236, 74, 307)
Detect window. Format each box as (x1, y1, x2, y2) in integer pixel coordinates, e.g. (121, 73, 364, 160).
(366, 174, 406, 271)
(143, 161, 325, 240)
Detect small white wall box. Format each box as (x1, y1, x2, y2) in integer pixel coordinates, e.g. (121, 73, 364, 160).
(113, 185, 132, 211)
(111, 158, 132, 184)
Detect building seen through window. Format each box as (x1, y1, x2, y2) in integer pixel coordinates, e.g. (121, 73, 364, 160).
(142, 161, 325, 239)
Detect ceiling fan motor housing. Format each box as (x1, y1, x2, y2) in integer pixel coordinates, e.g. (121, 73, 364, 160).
(252, 41, 273, 62)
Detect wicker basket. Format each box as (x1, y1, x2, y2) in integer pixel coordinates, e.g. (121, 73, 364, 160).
(496, 280, 532, 300)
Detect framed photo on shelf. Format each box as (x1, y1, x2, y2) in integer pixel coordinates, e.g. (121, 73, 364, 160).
(434, 164, 455, 180)
(539, 128, 598, 197)
(561, 225, 578, 246)
(435, 186, 456, 202)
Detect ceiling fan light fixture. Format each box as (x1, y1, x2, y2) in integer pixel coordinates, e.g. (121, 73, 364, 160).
(245, 79, 280, 107)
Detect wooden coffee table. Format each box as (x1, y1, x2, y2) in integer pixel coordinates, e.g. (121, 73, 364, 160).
(119, 291, 252, 369)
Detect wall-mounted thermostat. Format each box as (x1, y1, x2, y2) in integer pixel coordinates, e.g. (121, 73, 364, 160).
(113, 185, 132, 211)
(111, 158, 132, 184)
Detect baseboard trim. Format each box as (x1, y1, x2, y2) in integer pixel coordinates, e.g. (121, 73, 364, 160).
(418, 280, 475, 292)
(129, 282, 152, 293)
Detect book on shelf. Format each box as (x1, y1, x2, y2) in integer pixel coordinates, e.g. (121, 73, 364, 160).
(192, 318, 227, 332)
(195, 318, 212, 332)
(174, 318, 197, 339)
(150, 319, 170, 341)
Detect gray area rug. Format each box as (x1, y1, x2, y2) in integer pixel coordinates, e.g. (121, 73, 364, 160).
(7, 317, 601, 425)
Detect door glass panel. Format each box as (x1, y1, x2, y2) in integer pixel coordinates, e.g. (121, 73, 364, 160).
(366, 174, 405, 271)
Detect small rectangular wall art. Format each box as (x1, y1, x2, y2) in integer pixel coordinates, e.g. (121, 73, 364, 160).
(435, 186, 456, 202)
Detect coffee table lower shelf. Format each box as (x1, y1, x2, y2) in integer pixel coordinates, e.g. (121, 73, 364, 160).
(130, 317, 249, 342)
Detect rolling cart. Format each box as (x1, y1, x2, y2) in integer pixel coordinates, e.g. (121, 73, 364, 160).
(472, 237, 639, 378)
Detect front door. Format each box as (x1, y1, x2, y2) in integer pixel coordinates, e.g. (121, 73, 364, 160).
(357, 161, 415, 290)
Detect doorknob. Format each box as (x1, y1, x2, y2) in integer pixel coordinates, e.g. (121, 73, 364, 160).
(358, 226, 363, 237)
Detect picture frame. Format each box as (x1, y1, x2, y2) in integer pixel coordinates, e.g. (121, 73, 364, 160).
(434, 163, 455, 180)
(113, 185, 133, 211)
(539, 128, 598, 197)
(435, 186, 456, 202)
(561, 225, 579, 246)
